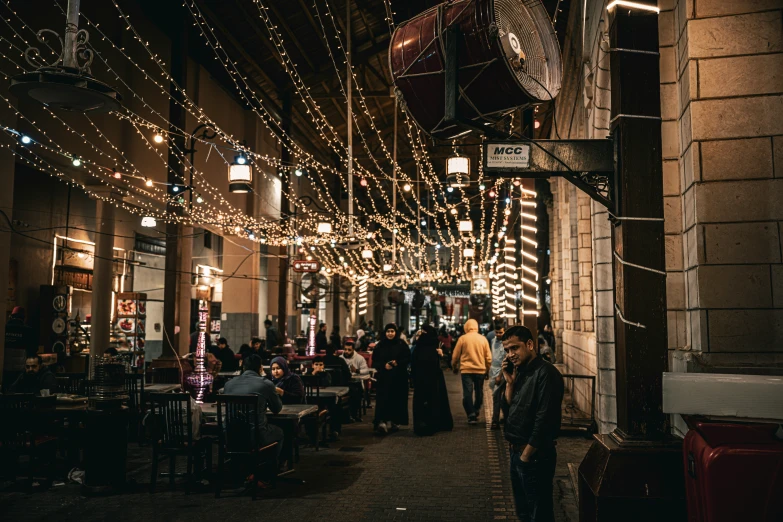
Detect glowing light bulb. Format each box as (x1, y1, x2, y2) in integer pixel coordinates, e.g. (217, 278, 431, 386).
(447, 186, 454, 193)
(360, 178, 368, 187)
(196, 195, 204, 204)
(112, 169, 122, 179)
(145, 178, 153, 187)
(153, 131, 164, 144)
(295, 168, 303, 177)
(20, 135, 31, 145)
(172, 185, 179, 193)
(403, 183, 411, 192)
(479, 183, 486, 190)
(72, 158, 82, 167)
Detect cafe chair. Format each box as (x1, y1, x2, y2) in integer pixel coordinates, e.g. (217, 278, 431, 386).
(148, 392, 208, 494)
(152, 367, 181, 385)
(55, 373, 89, 396)
(214, 394, 279, 500)
(300, 376, 329, 451)
(0, 394, 57, 490)
(124, 374, 145, 441)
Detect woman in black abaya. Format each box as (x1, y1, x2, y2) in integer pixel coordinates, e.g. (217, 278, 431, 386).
(372, 323, 410, 434)
(411, 324, 454, 436)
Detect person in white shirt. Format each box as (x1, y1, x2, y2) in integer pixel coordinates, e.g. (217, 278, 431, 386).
(340, 340, 368, 421)
(341, 341, 369, 375)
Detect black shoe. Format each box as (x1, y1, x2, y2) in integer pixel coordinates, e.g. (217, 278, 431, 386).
(490, 422, 500, 430)
(468, 416, 478, 425)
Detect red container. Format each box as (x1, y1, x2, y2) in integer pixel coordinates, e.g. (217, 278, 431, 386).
(683, 417, 783, 522)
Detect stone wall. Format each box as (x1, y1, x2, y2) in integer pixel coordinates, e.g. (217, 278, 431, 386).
(663, 0, 783, 435)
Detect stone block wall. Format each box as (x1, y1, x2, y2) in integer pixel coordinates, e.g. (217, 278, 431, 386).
(664, 0, 783, 434)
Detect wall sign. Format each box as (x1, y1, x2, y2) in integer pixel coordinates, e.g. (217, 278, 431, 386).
(483, 142, 531, 171)
(293, 260, 320, 273)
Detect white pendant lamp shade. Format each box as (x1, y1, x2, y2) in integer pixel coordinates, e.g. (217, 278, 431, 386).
(459, 220, 473, 232)
(361, 248, 373, 259)
(447, 155, 470, 187)
(463, 248, 475, 258)
(228, 156, 252, 193)
(317, 221, 332, 234)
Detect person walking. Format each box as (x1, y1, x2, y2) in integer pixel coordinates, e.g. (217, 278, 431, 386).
(486, 320, 506, 429)
(315, 323, 328, 353)
(411, 324, 453, 436)
(501, 325, 564, 522)
(371, 323, 410, 434)
(451, 318, 492, 425)
(438, 326, 453, 369)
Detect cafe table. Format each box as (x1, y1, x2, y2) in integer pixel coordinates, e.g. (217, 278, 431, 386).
(144, 383, 181, 394)
(201, 402, 318, 472)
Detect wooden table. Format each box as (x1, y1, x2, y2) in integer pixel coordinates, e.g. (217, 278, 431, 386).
(144, 383, 181, 393)
(200, 402, 317, 420)
(200, 403, 317, 472)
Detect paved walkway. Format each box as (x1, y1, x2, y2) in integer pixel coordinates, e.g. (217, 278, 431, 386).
(0, 372, 591, 521)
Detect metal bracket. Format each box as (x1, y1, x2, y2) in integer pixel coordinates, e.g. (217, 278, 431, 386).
(442, 21, 618, 213)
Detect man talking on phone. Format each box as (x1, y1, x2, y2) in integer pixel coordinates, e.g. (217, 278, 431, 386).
(501, 325, 564, 522)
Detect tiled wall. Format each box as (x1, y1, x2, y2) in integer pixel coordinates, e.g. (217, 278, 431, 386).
(220, 312, 259, 350)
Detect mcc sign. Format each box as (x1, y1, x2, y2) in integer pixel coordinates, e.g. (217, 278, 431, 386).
(484, 142, 531, 171)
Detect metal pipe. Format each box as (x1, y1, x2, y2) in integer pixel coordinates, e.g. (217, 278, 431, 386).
(392, 96, 397, 264)
(62, 0, 80, 69)
(346, 0, 353, 235)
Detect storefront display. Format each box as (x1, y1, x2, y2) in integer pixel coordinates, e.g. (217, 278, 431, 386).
(115, 292, 147, 368)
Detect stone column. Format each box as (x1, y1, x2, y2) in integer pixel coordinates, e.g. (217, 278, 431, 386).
(89, 196, 116, 366)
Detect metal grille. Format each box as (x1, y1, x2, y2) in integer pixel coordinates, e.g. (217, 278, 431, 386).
(493, 0, 562, 101)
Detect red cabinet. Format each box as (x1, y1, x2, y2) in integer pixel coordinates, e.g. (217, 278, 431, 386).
(683, 417, 783, 522)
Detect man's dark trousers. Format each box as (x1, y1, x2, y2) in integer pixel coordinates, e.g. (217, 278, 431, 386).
(460, 373, 484, 419)
(509, 445, 557, 522)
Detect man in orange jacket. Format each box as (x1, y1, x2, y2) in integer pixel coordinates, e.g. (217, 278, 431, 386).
(451, 319, 492, 424)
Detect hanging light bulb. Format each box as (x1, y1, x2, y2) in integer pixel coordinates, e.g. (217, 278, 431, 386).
(112, 169, 122, 179)
(359, 178, 368, 187)
(141, 216, 157, 228)
(229, 155, 252, 193)
(153, 130, 165, 144)
(20, 135, 32, 145)
(450, 208, 458, 215)
(403, 182, 411, 192)
(383, 263, 393, 272)
(295, 168, 303, 177)
(534, 120, 541, 129)
(172, 185, 179, 193)
(421, 219, 427, 226)
(488, 189, 497, 199)
(459, 220, 473, 232)
(479, 183, 486, 190)
(361, 248, 373, 259)
(145, 178, 153, 187)
(72, 157, 82, 167)
(463, 248, 475, 258)
(196, 195, 204, 204)
(446, 186, 454, 193)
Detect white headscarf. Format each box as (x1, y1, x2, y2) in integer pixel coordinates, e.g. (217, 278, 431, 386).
(356, 329, 365, 339)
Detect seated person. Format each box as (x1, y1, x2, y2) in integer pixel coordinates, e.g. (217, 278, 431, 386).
(238, 343, 253, 361)
(324, 345, 352, 385)
(223, 355, 284, 463)
(213, 337, 238, 372)
(307, 356, 332, 387)
(10, 356, 57, 396)
(340, 341, 368, 420)
(270, 356, 305, 405)
(341, 341, 369, 375)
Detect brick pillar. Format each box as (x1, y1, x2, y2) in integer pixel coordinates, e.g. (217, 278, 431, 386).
(667, 0, 783, 404)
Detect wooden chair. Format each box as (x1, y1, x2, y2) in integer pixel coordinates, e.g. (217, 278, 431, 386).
(214, 394, 279, 499)
(152, 367, 181, 384)
(0, 394, 57, 489)
(148, 392, 206, 493)
(55, 373, 88, 395)
(124, 374, 145, 441)
(300, 376, 329, 450)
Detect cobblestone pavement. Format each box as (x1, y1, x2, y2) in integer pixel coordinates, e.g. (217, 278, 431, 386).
(0, 372, 591, 522)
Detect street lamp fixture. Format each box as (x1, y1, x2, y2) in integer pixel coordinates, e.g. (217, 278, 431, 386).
(229, 155, 252, 193)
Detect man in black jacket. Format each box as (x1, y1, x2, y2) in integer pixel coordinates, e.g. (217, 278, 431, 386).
(501, 325, 564, 522)
(10, 356, 57, 396)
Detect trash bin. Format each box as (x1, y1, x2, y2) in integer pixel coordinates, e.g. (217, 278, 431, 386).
(682, 416, 783, 522)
